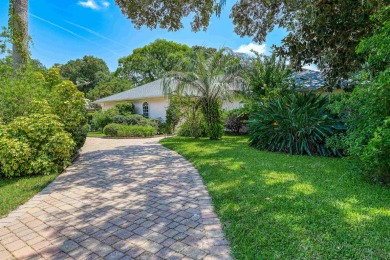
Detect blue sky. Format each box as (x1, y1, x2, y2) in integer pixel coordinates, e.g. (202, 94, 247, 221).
(0, 0, 288, 71)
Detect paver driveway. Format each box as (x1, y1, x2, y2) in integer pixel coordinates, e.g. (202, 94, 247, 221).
(0, 137, 231, 260)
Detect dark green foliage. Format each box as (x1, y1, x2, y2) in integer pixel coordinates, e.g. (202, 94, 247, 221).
(60, 55, 110, 94)
(103, 124, 156, 137)
(224, 108, 249, 134)
(330, 70, 390, 183)
(165, 98, 181, 134)
(87, 76, 134, 101)
(356, 6, 390, 76)
(116, 39, 191, 85)
(115, 0, 384, 83)
(249, 92, 345, 156)
(201, 100, 224, 140)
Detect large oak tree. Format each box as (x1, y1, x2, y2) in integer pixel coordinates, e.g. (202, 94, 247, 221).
(114, 0, 387, 83)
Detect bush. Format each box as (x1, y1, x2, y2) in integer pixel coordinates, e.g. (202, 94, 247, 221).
(330, 70, 390, 183)
(177, 112, 207, 138)
(248, 92, 345, 156)
(0, 114, 75, 177)
(115, 102, 135, 115)
(103, 124, 156, 137)
(50, 80, 88, 151)
(224, 108, 249, 134)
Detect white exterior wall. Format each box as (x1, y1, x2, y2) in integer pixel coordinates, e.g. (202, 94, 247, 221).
(98, 97, 242, 121)
(222, 100, 243, 111)
(98, 97, 170, 120)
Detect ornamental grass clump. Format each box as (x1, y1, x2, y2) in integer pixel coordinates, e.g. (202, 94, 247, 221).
(248, 92, 345, 156)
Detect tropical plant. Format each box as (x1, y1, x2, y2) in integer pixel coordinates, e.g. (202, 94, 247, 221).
(164, 48, 244, 139)
(245, 52, 293, 100)
(248, 92, 345, 156)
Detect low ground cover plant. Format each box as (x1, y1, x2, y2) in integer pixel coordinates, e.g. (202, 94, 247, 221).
(103, 123, 156, 137)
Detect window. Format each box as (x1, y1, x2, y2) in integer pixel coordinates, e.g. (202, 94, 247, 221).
(143, 102, 149, 118)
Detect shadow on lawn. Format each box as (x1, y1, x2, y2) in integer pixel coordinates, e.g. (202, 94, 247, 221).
(161, 136, 390, 259)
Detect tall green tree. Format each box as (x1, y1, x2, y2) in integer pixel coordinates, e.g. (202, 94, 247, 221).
(87, 75, 134, 101)
(164, 48, 244, 140)
(60, 55, 110, 94)
(116, 39, 191, 85)
(114, 0, 385, 83)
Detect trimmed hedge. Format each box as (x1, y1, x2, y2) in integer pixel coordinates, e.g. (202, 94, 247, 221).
(103, 124, 156, 137)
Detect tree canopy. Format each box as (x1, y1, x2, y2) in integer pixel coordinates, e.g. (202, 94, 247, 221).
(116, 39, 191, 85)
(87, 75, 134, 101)
(114, 0, 386, 83)
(60, 55, 110, 94)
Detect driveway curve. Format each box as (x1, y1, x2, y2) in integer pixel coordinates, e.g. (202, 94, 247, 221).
(0, 137, 231, 260)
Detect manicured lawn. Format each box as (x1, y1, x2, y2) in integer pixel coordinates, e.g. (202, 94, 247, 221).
(161, 136, 390, 259)
(0, 174, 58, 217)
(87, 131, 106, 137)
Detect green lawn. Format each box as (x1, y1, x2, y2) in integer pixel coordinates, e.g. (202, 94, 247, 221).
(161, 136, 390, 259)
(0, 174, 58, 217)
(87, 131, 106, 137)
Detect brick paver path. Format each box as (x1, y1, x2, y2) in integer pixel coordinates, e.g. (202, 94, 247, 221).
(0, 137, 231, 260)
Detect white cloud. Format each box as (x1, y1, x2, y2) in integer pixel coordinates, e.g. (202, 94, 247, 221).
(235, 43, 266, 55)
(78, 0, 110, 10)
(102, 1, 110, 7)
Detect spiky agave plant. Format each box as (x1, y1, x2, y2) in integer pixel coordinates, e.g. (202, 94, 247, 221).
(163, 48, 244, 140)
(248, 92, 345, 156)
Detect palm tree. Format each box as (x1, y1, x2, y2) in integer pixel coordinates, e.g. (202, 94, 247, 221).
(163, 48, 244, 140)
(9, 0, 29, 69)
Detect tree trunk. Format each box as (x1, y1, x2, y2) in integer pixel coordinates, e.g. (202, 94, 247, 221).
(10, 0, 29, 70)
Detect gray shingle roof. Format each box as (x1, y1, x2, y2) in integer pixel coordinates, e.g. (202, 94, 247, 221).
(94, 79, 169, 103)
(293, 69, 326, 90)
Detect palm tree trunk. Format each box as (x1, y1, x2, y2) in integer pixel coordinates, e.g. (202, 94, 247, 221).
(10, 0, 29, 70)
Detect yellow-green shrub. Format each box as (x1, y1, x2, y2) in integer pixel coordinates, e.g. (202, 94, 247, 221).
(0, 114, 75, 177)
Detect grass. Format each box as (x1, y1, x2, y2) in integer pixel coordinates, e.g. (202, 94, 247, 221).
(161, 136, 390, 259)
(87, 131, 106, 137)
(0, 174, 58, 217)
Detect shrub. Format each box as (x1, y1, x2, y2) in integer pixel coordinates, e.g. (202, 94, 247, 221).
(0, 114, 75, 177)
(115, 102, 135, 115)
(50, 80, 88, 151)
(330, 70, 390, 183)
(177, 112, 207, 138)
(224, 108, 249, 134)
(248, 92, 345, 156)
(103, 124, 156, 137)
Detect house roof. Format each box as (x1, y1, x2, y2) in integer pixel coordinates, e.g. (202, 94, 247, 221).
(95, 69, 329, 104)
(94, 79, 170, 103)
(292, 69, 326, 91)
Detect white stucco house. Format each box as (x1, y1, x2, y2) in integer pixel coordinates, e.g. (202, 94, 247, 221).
(94, 79, 243, 120)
